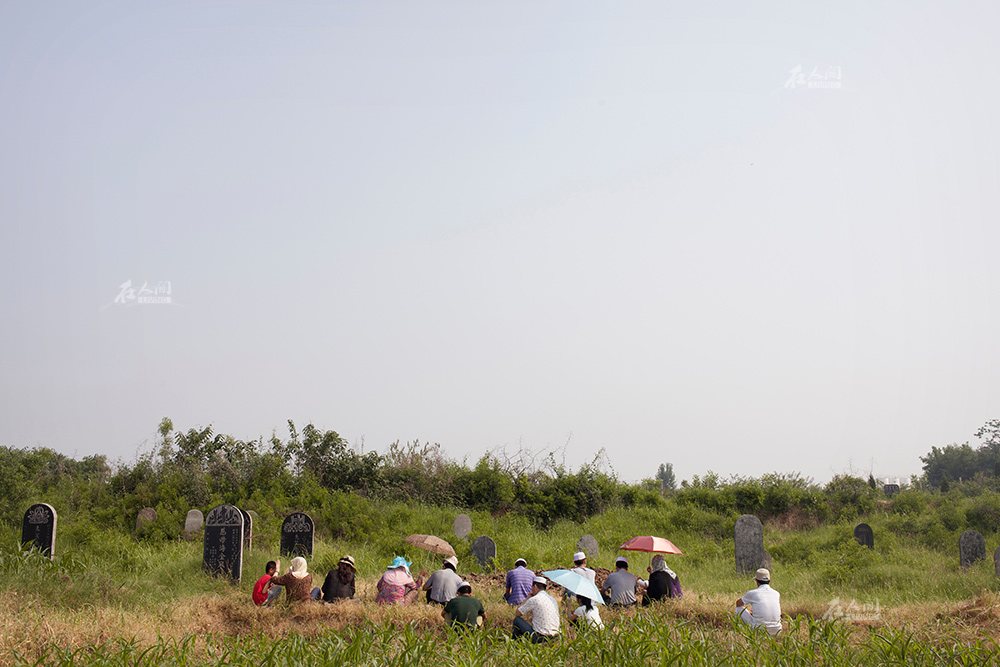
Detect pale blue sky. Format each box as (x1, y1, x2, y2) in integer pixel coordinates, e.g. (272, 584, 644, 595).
(1, 2, 998, 484)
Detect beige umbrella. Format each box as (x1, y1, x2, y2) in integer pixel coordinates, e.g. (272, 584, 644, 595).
(404, 534, 456, 557)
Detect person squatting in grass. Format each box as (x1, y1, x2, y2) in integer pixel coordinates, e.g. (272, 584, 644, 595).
(601, 556, 638, 607)
(269, 556, 322, 603)
(567, 594, 603, 630)
(442, 580, 486, 630)
(423, 555, 462, 605)
(513, 576, 560, 643)
(252, 559, 283, 606)
(735, 568, 782, 636)
(505, 557, 534, 605)
(321, 555, 357, 602)
(376, 556, 427, 605)
(639, 554, 682, 605)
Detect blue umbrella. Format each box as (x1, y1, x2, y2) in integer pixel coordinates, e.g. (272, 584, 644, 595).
(542, 569, 605, 605)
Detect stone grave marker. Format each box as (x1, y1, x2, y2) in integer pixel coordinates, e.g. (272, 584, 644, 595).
(883, 484, 900, 498)
(763, 549, 772, 570)
(135, 507, 157, 532)
(21, 503, 57, 560)
(734, 514, 765, 574)
(202, 504, 244, 582)
(960, 530, 986, 569)
(854, 523, 874, 549)
(280, 512, 314, 557)
(471, 535, 497, 569)
(453, 514, 472, 539)
(185, 509, 204, 533)
(994, 546, 1000, 577)
(239, 508, 253, 554)
(577, 534, 599, 558)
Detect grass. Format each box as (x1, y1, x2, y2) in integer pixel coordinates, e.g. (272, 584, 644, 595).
(3, 500, 1000, 665)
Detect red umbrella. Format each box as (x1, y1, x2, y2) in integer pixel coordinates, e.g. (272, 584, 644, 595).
(618, 536, 683, 555)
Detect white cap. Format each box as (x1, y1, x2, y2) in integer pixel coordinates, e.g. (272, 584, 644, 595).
(533, 576, 547, 586)
(573, 551, 586, 561)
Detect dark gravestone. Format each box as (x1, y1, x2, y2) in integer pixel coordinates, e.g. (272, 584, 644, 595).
(240, 508, 252, 554)
(735, 514, 765, 574)
(136, 507, 157, 532)
(883, 484, 900, 498)
(577, 534, 599, 558)
(854, 523, 874, 549)
(994, 546, 1000, 577)
(280, 512, 314, 557)
(185, 509, 204, 533)
(453, 514, 472, 539)
(960, 530, 986, 569)
(202, 504, 244, 582)
(21, 503, 57, 560)
(471, 535, 497, 569)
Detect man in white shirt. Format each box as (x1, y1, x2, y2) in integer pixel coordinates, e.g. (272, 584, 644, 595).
(735, 568, 782, 636)
(513, 576, 560, 643)
(570, 551, 596, 583)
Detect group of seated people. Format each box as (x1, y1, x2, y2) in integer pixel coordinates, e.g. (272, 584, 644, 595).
(251, 550, 780, 638)
(253, 549, 686, 637)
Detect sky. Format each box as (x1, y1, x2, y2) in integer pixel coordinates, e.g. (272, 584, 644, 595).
(1, 1, 999, 486)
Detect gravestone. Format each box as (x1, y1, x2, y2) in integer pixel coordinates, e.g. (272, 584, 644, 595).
(854, 523, 874, 549)
(21, 503, 57, 560)
(577, 534, 599, 558)
(453, 514, 472, 539)
(994, 546, 1000, 577)
(280, 512, 314, 557)
(239, 508, 252, 554)
(202, 504, 244, 582)
(471, 535, 497, 569)
(763, 549, 772, 570)
(185, 509, 204, 533)
(734, 514, 766, 574)
(959, 530, 986, 569)
(883, 484, 900, 498)
(135, 507, 157, 532)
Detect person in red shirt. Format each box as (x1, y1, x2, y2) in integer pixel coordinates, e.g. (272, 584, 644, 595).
(253, 560, 281, 606)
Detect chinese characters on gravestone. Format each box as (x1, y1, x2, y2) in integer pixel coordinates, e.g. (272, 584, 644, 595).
(960, 530, 986, 569)
(883, 484, 900, 498)
(471, 536, 497, 569)
(202, 504, 244, 583)
(21, 503, 57, 560)
(280, 513, 314, 557)
(734, 514, 766, 575)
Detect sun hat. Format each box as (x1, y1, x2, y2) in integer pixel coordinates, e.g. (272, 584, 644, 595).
(755, 568, 770, 582)
(573, 551, 586, 561)
(338, 555, 356, 570)
(515, 558, 527, 567)
(444, 555, 458, 568)
(390, 556, 412, 571)
(533, 576, 547, 586)
(290, 556, 308, 579)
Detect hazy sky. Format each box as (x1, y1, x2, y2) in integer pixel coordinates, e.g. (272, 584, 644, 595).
(2, 2, 998, 485)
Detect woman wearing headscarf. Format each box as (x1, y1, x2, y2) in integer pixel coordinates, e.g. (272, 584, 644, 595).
(322, 555, 358, 601)
(641, 554, 682, 605)
(375, 556, 427, 605)
(268, 556, 321, 603)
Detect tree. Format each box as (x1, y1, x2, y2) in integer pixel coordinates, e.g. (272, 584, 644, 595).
(656, 463, 676, 492)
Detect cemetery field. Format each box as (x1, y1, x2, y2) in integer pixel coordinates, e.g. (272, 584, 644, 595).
(3, 503, 1000, 666)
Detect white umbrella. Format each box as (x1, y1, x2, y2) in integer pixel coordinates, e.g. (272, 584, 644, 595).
(542, 569, 605, 605)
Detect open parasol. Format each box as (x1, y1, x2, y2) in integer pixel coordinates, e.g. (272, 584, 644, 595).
(618, 536, 683, 555)
(542, 569, 605, 604)
(404, 534, 457, 557)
